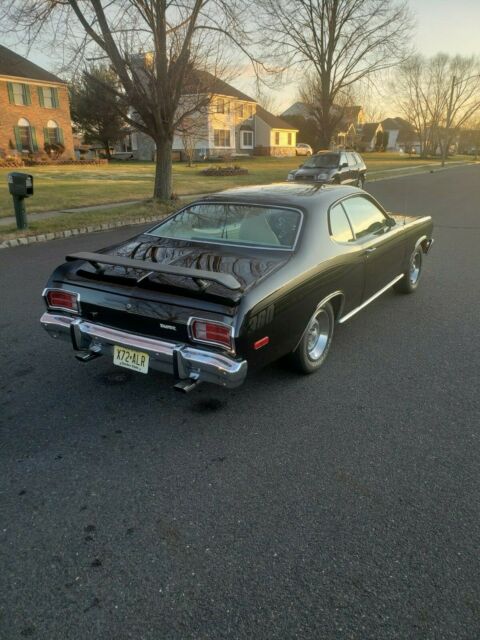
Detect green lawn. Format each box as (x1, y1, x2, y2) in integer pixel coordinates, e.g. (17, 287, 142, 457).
(0, 153, 471, 219)
(0, 202, 176, 239)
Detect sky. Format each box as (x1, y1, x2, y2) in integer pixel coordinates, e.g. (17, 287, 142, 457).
(3, 0, 480, 115)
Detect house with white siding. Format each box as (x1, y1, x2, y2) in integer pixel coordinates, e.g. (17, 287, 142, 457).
(122, 70, 297, 160)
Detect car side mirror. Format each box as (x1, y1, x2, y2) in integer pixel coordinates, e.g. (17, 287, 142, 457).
(385, 217, 396, 228)
(340, 162, 348, 168)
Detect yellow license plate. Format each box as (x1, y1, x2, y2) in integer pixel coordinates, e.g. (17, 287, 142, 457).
(113, 345, 149, 374)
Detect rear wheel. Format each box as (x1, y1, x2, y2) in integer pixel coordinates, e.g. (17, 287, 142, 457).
(291, 303, 335, 373)
(395, 247, 423, 294)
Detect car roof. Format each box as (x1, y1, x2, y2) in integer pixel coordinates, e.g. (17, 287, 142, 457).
(199, 183, 362, 211)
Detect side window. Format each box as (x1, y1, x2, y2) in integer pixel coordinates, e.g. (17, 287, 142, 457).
(347, 152, 357, 167)
(342, 196, 388, 239)
(329, 203, 354, 243)
(339, 152, 348, 167)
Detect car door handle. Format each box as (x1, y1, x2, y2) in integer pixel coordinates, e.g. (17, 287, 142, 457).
(365, 247, 377, 254)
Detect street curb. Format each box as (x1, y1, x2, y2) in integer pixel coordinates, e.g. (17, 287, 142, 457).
(0, 214, 167, 250)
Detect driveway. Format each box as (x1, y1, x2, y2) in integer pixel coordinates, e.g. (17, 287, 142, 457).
(1, 165, 479, 639)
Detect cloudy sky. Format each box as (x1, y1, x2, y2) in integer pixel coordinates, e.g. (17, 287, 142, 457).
(3, 0, 480, 114)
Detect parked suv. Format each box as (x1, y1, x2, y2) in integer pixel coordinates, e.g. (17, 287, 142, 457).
(287, 150, 367, 187)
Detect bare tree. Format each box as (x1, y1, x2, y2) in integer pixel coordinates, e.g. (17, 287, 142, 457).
(177, 113, 208, 166)
(439, 56, 480, 165)
(395, 55, 439, 157)
(257, 0, 412, 148)
(395, 54, 480, 161)
(0, 0, 253, 200)
(349, 78, 386, 123)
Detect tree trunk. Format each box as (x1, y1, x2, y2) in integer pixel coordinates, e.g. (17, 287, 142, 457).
(104, 141, 112, 159)
(154, 137, 173, 200)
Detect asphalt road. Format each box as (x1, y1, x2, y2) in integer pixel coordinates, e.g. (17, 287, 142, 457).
(1, 165, 479, 640)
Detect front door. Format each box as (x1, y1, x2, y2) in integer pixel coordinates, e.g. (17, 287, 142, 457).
(341, 195, 405, 299)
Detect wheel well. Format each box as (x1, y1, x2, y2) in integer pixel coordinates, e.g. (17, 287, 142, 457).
(328, 294, 344, 321)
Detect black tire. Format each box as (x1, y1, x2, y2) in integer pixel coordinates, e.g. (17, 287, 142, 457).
(291, 302, 335, 374)
(395, 247, 423, 294)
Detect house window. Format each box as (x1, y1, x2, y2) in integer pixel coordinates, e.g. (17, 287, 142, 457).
(13, 83, 25, 105)
(9, 82, 30, 106)
(15, 117, 34, 151)
(237, 104, 244, 118)
(46, 120, 60, 144)
(217, 99, 225, 114)
(241, 130, 254, 148)
(42, 87, 59, 108)
(287, 132, 292, 145)
(245, 104, 254, 119)
(274, 132, 280, 145)
(214, 129, 231, 147)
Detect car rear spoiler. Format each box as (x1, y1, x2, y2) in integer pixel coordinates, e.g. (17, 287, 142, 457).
(66, 252, 242, 291)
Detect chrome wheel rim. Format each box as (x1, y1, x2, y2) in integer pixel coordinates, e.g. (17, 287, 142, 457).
(409, 251, 421, 284)
(306, 309, 330, 361)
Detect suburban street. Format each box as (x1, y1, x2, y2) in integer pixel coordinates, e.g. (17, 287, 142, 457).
(1, 165, 479, 639)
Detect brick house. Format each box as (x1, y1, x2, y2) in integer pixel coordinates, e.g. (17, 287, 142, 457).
(0, 45, 74, 159)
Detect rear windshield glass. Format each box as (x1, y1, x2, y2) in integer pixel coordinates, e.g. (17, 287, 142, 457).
(303, 153, 339, 168)
(148, 203, 302, 249)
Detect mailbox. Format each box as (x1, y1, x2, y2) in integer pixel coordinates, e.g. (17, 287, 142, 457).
(8, 172, 34, 197)
(8, 172, 34, 230)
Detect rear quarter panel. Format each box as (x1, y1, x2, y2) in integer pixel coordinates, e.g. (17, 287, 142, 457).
(234, 209, 365, 368)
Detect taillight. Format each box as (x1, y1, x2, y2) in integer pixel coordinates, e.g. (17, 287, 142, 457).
(189, 318, 233, 350)
(44, 289, 79, 313)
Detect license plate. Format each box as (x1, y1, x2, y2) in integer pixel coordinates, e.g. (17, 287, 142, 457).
(113, 345, 149, 374)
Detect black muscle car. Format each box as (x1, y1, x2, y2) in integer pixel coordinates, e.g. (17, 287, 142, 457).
(40, 184, 433, 391)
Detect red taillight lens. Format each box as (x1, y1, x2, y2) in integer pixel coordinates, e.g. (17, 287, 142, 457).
(45, 289, 79, 312)
(190, 319, 233, 349)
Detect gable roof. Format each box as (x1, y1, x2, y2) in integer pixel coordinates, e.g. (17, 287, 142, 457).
(184, 69, 256, 102)
(280, 102, 312, 118)
(359, 122, 381, 142)
(256, 105, 298, 131)
(0, 45, 64, 84)
(381, 116, 413, 131)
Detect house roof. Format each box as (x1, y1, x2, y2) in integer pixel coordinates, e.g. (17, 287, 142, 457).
(184, 69, 255, 102)
(255, 105, 298, 131)
(0, 45, 64, 83)
(381, 116, 415, 131)
(397, 128, 419, 143)
(360, 122, 381, 142)
(280, 102, 312, 118)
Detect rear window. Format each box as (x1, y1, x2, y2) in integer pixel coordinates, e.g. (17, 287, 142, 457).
(148, 203, 302, 249)
(303, 153, 339, 168)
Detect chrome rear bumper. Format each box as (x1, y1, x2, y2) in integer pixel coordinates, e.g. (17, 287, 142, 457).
(40, 312, 247, 388)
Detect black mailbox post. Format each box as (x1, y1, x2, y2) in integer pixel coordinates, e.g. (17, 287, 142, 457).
(8, 172, 34, 230)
